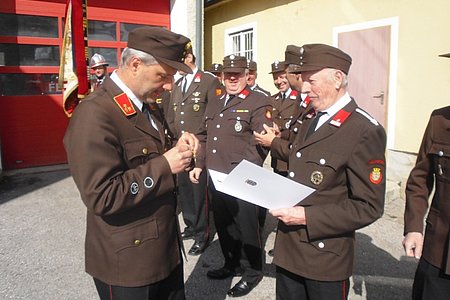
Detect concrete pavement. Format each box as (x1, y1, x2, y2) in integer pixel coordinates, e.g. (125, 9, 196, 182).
(0, 165, 417, 299)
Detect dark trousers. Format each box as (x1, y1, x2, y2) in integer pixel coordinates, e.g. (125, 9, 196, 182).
(276, 266, 349, 300)
(178, 170, 210, 242)
(412, 258, 450, 300)
(94, 263, 185, 300)
(209, 183, 263, 283)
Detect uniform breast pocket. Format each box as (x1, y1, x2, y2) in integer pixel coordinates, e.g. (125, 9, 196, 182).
(304, 151, 343, 187)
(124, 138, 159, 166)
(429, 142, 450, 182)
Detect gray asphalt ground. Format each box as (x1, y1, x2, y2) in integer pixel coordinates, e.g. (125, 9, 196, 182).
(0, 165, 417, 300)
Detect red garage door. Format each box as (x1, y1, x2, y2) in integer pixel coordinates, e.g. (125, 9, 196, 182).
(0, 0, 170, 170)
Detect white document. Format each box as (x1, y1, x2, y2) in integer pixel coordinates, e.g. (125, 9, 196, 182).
(208, 160, 315, 209)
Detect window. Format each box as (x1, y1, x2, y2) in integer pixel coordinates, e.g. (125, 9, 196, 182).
(225, 23, 256, 61)
(0, 13, 58, 38)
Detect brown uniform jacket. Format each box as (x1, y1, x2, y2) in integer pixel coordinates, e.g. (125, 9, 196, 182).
(64, 76, 181, 287)
(166, 70, 221, 140)
(271, 99, 386, 281)
(196, 85, 272, 173)
(270, 89, 302, 172)
(404, 106, 450, 274)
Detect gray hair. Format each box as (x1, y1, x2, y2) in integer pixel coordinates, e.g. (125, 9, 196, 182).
(120, 47, 158, 67)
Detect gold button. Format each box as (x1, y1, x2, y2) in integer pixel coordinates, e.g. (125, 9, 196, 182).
(142, 148, 148, 155)
(134, 239, 141, 246)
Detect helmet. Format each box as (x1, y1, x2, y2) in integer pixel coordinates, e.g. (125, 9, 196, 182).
(90, 53, 109, 68)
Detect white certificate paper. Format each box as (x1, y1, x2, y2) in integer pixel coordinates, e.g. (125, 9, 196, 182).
(208, 160, 315, 209)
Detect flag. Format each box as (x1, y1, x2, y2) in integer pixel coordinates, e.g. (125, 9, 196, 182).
(58, 0, 89, 117)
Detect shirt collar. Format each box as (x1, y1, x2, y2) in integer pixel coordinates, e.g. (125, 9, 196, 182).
(322, 92, 352, 117)
(110, 70, 144, 111)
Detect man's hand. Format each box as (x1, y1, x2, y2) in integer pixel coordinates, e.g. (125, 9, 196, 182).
(254, 123, 280, 147)
(178, 131, 200, 158)
(163, 143, 193, 174)
(402, 232, 423, 259)
(269, 206, 306, 225)
(189, 167, 203, 184)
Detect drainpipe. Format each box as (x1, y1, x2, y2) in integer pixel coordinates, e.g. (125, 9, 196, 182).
(195, 0, 203, 69)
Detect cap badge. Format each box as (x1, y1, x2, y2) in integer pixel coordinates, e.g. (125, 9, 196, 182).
(310, 171, 323, 185)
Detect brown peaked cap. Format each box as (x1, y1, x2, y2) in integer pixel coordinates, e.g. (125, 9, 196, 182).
(285, 43, 352, 74)
(222, 55, 247, 72)
(127, 26, 192, 74)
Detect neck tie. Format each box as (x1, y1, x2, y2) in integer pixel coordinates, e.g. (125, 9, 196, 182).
(282, 92, 286, 100)
(142, 103, 158, 131)
(305, 111, 326, 139)
(182, 76, 188, 95)
(224, 94, 234, 107)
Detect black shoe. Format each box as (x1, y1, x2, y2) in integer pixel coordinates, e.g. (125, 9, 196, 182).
(268, 249, 274, 257)
(181, 230, 194, 240)
(206, 267, 242, 280)
(227, 277, 262, 297)
(188, 240, 209, 256)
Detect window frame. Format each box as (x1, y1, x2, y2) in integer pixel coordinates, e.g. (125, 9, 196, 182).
(224, 22, 257, 61)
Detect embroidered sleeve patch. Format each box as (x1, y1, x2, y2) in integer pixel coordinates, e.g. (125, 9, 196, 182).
(369, 167, 382, 184)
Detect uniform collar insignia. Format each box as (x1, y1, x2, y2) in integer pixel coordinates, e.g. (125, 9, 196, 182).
(329, 109, 351, 127)
(290, 90, 298, 99)
(301, 95, 311, 108)
(194, 73, 202, 82)
(238, 89, 250, 99)
(113, 93, 136, 116)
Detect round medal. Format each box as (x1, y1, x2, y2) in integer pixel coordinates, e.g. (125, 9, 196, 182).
(193, 103, 200, 112)
(235, 120, 242, 132)
(310, 171, 323, 185)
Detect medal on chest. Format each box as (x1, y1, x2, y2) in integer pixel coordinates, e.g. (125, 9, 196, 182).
(235, 116, 243, 132)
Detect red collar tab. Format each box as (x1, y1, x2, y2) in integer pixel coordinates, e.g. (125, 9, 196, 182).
(305, 109, 315, 119)
(113, 93, 136, 116)
(329, 109, 351, 127)
(238, 89, 250, 99)
(290, 90, 298, 99)
(301, 95, 311, 108)
(194, 73, 202, 82)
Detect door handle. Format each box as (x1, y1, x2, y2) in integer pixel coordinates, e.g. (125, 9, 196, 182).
(373, 91, 384, 105)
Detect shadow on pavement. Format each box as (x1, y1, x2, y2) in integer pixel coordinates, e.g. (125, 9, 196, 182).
(0, 166, 70, 205)
(353, 232, 417, 299)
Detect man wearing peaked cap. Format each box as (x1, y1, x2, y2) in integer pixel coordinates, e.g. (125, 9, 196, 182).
(64, 26, 198, 300)
(246, 59, 271, 96)
(402, 52, 450, 299)
(190, 53, 272, 297)
(206, 63, 224, 84)
(165, 42, 221, 257)
(257, 43, 386, 300)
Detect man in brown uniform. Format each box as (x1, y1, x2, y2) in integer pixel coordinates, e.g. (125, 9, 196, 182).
(269, 60, 303, 176)
(190, 55, 272, 297)
(64, 27, 198, 300)
(206, 63, 224, 84)
(165, 44, 221, 255)
(247, 60, 271, 97)
(402, 52, 450, 299)
(258, 44, 386, 299)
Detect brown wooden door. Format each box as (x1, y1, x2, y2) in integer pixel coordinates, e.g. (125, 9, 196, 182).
(338, 26, 390, 129)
